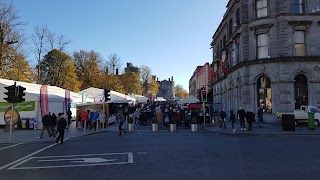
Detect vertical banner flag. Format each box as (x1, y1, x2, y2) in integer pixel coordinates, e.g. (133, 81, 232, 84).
(65, 88, 70, 112)
(40, 84, 49, 116)
(82, 91, 88, 103)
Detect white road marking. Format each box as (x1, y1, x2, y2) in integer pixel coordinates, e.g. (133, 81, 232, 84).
(38, 158, 118, 163)
(0, 138, 69, 171)
(136, 152, 147, 155)
(8, 152, 134, 170)
(0, 143, 23, 151)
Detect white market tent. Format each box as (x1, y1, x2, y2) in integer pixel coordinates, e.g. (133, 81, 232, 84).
(0, 78, 88, 127)
(155, 97, 166, 102)
(181, 95, 200, 104)
(135, 95, 148, 104)
(77, 87, 134, 104)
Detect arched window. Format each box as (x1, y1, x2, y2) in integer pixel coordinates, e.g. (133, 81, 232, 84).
(257, 75, 272, 112)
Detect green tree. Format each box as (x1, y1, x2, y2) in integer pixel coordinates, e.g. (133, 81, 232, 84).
(40, 49, 80, 92)
(73, 50, 102, 90)
(120, 72, 142, 95)
(150, 78, 159, 96)
(175, 84, 188, 98)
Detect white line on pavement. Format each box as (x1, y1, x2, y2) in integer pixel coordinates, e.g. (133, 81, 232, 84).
(0, 143, 23, 151)
(0, 138, 69, 171)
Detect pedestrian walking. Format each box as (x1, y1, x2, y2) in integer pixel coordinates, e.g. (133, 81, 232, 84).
(98, 110, 106, 129)
(40, 112, 52, 138)
(50, 113, 57, 137)
(66, 109, 72, 129)
(134, 107, 141, 126)
(117, 110, 127, 136)
(229, 110, 236, 132)
(258, 106, 264, 127)
(219, 109, 227, 128)
(246, 108, 255, 130)
(56, 113, 67, 144)
(80, 110, 88, 128)
(237, 107, 247, 131)
(90, 110, 99, 131)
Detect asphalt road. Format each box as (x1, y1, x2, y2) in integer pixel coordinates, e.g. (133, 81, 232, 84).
(0, 130, 319, 180)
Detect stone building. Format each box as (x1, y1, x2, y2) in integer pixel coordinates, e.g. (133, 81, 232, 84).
(210, 0, 320, 118)
(156, 76, 175, 100)
(124, 63, 140, 76)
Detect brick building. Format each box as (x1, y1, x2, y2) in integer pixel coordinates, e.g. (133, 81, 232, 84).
(189, 63, 214, 100)
(210, 0, 320, 118)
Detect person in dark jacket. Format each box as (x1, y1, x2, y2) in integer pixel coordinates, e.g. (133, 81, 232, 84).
(40, 112, 52, 138)
(229, 110, 236, 132)
(49, 113, 57, 138)
(246, 108, 255, 130)
(56, 113, 67, 144)
(258, 106, 264, 127)
(117, 110, 126, 136)
(237, 107, 246, 131)
(219, 109, 227, 128)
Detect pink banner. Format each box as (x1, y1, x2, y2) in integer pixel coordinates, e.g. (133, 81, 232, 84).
(65, 88, 70, 112)
(40, 84, 49, 116)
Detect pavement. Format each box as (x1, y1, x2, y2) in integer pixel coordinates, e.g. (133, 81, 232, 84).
(0, 121, 119, 144)
(201, 120, 320, 136)
(1, 118, 319, 144)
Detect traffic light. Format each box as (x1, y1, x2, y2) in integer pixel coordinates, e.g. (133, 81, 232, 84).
(3, 85, 16, 103)
(16, 86, 26, 103)
(104, 89, 111, 101)
(201, 90, 207, 103)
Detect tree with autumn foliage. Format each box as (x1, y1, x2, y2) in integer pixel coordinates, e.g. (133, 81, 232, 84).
(0, 52, 35, 82)
(40, 49, 80, 92)
(105, 74, 124, 93)
(150, 78, 159, 96)
(73, 50, 103, 90)
(120, 72, 141, 95)
(175, 84, 188, 98)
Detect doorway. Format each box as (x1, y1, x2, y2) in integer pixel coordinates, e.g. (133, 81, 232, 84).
(294, 74, 308, 109)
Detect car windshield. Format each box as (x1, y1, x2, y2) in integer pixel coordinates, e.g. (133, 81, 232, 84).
(310, 107, 320, 113)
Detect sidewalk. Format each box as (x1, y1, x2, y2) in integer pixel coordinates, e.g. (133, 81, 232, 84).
(0, 121, 119, 144)
(201, 121, 320, 136)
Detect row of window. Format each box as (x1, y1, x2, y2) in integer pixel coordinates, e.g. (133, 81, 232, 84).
(257, 0, 305, 18)
(257, 30, 305, 59)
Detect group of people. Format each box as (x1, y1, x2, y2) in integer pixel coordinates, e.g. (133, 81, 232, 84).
(219, 106, 264, 133)
(40, 111, 69, 144)
(79, 109, 106, 131)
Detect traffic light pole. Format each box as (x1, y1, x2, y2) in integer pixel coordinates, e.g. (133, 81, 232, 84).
(9, 103, 14, 143)
(203, 102, 205, 126)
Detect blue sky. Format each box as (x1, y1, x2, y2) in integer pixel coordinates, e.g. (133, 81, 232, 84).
(13, 0, 229, 91)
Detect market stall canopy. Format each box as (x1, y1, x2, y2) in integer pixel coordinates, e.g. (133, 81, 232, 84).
(155, 97, 166, 102)
(181, 95, 200, 104)
(77, 87, 134, 104)
(0, 78, 85, 103)
(135, 95, 148, 104)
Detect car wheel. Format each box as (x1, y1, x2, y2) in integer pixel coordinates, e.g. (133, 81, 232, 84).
(315, 120, 319, 126)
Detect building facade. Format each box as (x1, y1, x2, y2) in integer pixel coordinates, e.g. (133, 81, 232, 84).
(210, 0, 320, 117)
(124, 62, 140, 76)
(156, 76, 175, 100)
(189, 63, 214, 100)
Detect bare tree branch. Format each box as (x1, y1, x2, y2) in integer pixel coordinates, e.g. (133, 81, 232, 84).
(57, 34, 71, 51)
(107, 53, 122, 75)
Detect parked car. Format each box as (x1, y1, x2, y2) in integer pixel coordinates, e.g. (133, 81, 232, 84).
(277, 105, 320, 126)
